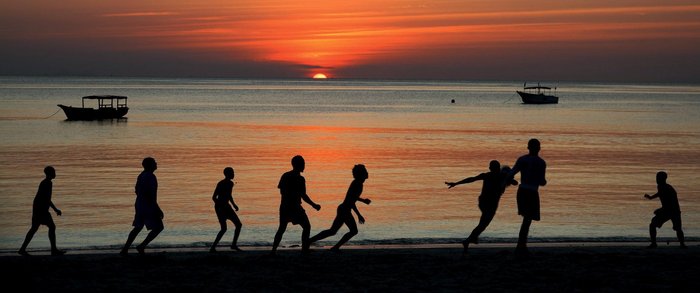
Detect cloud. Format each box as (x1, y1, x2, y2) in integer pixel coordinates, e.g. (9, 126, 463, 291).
(1, 1, 699, 81)
(102, 12, 178, 18)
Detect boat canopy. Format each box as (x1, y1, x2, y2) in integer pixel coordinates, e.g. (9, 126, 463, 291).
(82, 95, 127, 100)
(524, 86, 551, 90)
(81, 95, 128, 108)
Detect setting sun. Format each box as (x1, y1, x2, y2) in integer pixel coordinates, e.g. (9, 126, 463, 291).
(312, 73, 328, 79)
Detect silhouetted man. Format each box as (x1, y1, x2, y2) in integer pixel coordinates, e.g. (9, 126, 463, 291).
(645, 171, 686, 249)
(446, 160, 517, 254)
(271, 155, 321, 255)
(210, 167, 243, 252)
(309, 164, 371, 252)
(509, 139, 547, 257)
(120, 157, 164, 256)
(18, 166, 65, 256)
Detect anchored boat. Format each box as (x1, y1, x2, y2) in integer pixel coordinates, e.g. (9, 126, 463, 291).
(516, 83, 559, 104)
(58, 95, 129, 120)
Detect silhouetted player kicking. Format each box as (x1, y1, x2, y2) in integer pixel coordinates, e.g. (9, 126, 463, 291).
(508, 138, 547, 257)
(446, 160, 517, 254)
(120, 157, 164, 256)
(18, 166, 65, 256)
(210, 167, 243, 253)
(309, 164, 371, 252)
(644, 171, 686, 249)
(271, 155, 321, 255)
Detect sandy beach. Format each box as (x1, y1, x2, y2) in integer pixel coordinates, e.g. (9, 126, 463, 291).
(3, 243, 698, 292)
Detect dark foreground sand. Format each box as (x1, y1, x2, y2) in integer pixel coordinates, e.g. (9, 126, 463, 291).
(3, 244, 698, 292)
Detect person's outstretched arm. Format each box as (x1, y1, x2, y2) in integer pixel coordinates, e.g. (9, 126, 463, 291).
(508, 178, 519, 186)
(358, 197, 371, 205)
(445, 174, 483, 189)
(645, 192, 659, 200)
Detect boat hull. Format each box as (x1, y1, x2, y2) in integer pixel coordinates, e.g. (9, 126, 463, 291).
(57, 104, 129, 120)
(517, 91, 559, 104)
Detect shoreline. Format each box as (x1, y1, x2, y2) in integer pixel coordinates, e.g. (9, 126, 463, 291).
(3, 244, 698, 292)
(2, 240, 695, 257)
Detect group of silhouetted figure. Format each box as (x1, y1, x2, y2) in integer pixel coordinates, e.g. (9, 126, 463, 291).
(18, 138, 687, 257)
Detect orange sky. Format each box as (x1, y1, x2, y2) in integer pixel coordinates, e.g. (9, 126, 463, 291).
(1, 0, 699, 82)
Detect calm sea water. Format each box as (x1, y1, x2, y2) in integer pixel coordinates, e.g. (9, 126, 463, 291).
(1, 77, 699, 250)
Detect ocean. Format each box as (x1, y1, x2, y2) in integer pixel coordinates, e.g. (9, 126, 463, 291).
(1, 77, 699, 251)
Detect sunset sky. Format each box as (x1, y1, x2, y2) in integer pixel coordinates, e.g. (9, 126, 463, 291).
(1, 0, 699, 82)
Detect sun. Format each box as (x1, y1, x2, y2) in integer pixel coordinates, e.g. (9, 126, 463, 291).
(312, 73, 328, 79)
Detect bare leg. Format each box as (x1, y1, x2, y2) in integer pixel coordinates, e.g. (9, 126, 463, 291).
(309, 215, 344, 244)
(332, 216, 358, 251)
(677, 229, 686, 248)
(231, 215, 242, 251)
(47, 222, 63, 255)
(271, 222, 287, 254)
(19, 224, 40, 255)
(136, 226, 163, 254)
(211, 222, 227, 252)
(516, 217, 532, 255)
(464, 211, 496, 253)
(300, 216, 311, 253)
(121, 226, 143, 255)
(648, 223, 657, 248)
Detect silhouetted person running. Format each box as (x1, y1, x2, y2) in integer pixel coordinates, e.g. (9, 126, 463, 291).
(508, 138, 547, 257)
(271, 155, 321, 255)
(120, 157, 164, 256)
(18, 166, 65, 256)
(210, 167, 243, 253)
(309, 164, 372, 252)
(446, 160, 517, 254)
(644, 171, 686, 249)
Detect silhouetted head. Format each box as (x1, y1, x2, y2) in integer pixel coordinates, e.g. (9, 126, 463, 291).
(142, 157, 157, 172)
(291, 155, 305, 172)
(489, 160, 500, 173)
(527, 138, 541, 154)
(501, 165, 512, 175)
(224, 167, 234, 180)
(656, 171, 668, 185)
(352, 164, 368, 180)
(44, 166, 56, 179)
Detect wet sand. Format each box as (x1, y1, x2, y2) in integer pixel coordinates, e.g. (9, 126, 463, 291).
(3, 243, 698, 292)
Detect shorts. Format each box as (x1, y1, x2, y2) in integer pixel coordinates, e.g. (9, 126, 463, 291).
(651, 209, 682, 231)
(280, 205, 308, 225)
(215, 204, 241, 225)
(133, 212, 164, 231)
(517, 187, 540, 221)
(32, 210, 54, 226)
(478, 195, 500, 214)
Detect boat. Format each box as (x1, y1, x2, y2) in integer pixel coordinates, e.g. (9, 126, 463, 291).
(57, 95, 129, 120)
(516, 83, 559, 104)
